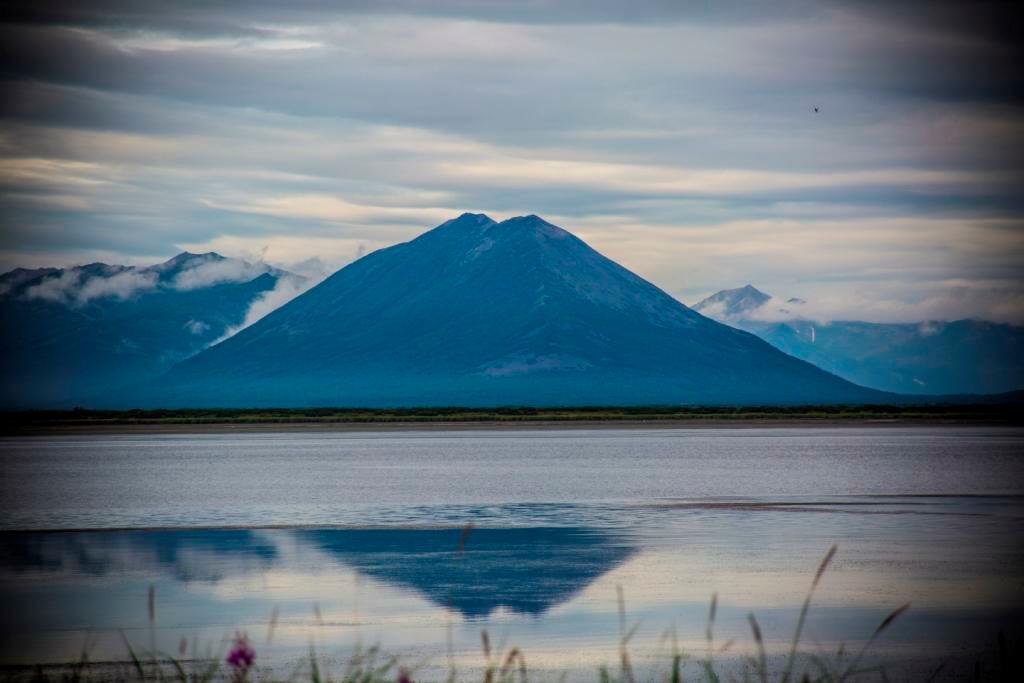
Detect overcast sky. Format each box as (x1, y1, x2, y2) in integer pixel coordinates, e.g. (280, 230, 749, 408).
(1, 1, 1022, 322)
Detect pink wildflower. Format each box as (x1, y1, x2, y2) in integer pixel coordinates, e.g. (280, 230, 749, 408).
(226, 633, 256, 673)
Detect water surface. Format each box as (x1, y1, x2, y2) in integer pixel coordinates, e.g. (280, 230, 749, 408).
(1, 427, 1022, 679)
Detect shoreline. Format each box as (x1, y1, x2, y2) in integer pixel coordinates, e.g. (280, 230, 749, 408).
(4, 415, 1021, 435)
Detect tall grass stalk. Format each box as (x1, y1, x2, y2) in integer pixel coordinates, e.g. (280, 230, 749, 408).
(780, 545, 837, 683)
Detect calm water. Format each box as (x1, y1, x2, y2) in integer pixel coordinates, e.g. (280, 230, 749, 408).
(1, 426, 1023, 679)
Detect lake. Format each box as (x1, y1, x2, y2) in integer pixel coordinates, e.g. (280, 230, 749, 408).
(1, 426, 1022, 680)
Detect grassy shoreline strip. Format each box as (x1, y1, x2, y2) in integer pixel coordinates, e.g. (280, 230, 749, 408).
(3, 404, 1021, 430)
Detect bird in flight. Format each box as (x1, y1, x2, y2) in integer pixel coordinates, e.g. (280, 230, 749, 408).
(814, 107, 819, 113)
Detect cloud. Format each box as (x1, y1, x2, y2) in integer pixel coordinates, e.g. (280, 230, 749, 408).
(0, 1, 1022, 324)
(23, 269, 83, 303)
(432, 157, 1002, 198)
(199, 194, 461, 226)
(172, 257, 273, 290)
(77, 269, 158, 302)
(184, 319, 210, 335)
(691, 298, 729, 322)
(22, 266, 158, 304)
(706, 288, 1024, 326)
(211, 273, 323, 344)
(784, 288, 1024, 325)
(177, 234, 386, 275)
(285, 256, 332, 280)
(17, 254, 281, 307)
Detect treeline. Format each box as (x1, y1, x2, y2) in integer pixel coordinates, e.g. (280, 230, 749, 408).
(3, 403, 1022, 428)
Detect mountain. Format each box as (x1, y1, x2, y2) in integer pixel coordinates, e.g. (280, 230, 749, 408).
(0, 267, 59, 296)
(691, 284, 772, 320)
(139, 213, 892, 408)
(0, 253, 304, 408)
(693, 287, 1024, 395)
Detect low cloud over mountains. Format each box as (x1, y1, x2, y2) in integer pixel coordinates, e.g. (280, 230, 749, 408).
(0, 252, 319, 407)
(694, 285, 1024, 395)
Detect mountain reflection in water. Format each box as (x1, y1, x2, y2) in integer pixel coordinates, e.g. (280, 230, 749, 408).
(1, 526, 635, 618)
(297, 527, 636, 617)
(1, 529, 279, 581)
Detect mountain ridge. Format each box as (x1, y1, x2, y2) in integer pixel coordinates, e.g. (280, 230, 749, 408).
(0, 252, 306, 408)
(693, 285, 1024, 395)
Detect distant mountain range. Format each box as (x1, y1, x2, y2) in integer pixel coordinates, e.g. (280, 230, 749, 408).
(693, 285, 1024, 395)
(130, 213, 891, 408)
(0, 253, 304, 408)
(5, 216, 1019, 409)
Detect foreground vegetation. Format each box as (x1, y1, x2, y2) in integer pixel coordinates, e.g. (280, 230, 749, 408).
(2, 547, 1016, 682)
(4, 404, 1022, 431)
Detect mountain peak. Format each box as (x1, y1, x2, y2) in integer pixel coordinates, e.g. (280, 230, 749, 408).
(458, 212, 493, 223)
(426, 214, 571, 246)
(441, 212, 495, 229)
(693, 284, 772, 321)
(171, 251, 224, 264)
(496, 214, 573, 242)
(419, 212, 577, 251)
(418, 213, 497, 244)
(147, 252, 226, 275)
(504, 214, 549, 227)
